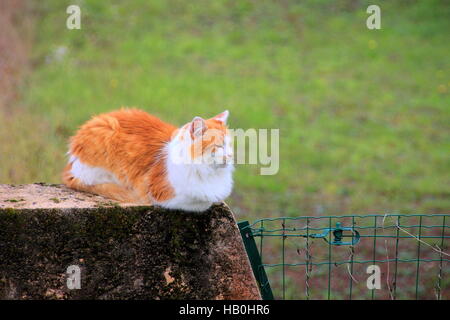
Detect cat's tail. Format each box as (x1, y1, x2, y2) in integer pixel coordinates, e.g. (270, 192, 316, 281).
(62, 162, 150, 204)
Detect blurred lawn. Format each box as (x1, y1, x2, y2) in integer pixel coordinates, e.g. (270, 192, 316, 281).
(1, 0, 449, 220)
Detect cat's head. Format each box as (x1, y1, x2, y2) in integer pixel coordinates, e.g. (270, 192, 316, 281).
(171, 111, 233, 168)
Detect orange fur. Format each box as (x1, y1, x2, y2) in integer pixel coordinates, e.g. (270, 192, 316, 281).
(63, 162, 145, 203)
(63, 108, 177, 203)
(62, 108, 229, 204)
(189, 119, 227, 159)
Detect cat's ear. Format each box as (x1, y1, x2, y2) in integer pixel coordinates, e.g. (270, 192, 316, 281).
(212, 110, 229, 124)
(190, 116, 207, 138)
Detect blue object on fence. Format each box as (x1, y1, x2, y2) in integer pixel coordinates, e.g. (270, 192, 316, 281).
(309, 222, 361, 246)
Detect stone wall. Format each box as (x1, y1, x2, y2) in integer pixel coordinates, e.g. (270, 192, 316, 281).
(0, 184, 260, 299)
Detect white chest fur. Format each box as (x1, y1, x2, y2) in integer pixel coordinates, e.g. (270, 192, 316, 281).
(156, 141, 234, 212)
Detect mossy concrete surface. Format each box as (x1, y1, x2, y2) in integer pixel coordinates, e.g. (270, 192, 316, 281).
(0, 184, 260, 299)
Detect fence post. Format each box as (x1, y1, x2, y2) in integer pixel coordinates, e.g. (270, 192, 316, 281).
(238, 221, 274, 300)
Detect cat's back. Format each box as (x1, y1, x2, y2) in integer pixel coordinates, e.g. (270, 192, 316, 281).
(78, 108, 174, 134)
(70, 108, 177, 165)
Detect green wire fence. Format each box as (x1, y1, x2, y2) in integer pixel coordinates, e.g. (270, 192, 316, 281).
(238, 214, 449, 300)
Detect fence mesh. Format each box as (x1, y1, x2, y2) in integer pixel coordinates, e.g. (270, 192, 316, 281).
(238, 214, 449, 300)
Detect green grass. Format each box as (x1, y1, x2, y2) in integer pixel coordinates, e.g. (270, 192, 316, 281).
(1, 0, 449, 221)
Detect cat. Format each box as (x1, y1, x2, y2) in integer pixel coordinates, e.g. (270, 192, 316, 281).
(62, 108, 234, 212)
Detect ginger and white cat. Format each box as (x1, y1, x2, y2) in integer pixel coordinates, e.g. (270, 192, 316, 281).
(62, 108, 234, 212)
